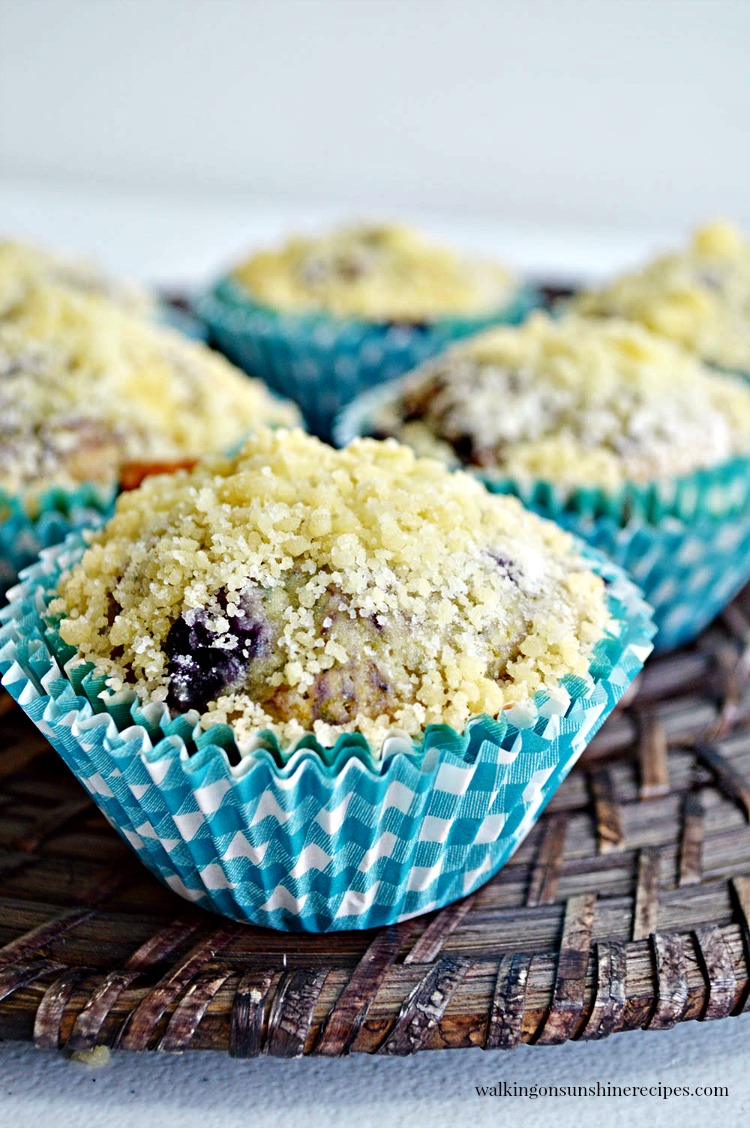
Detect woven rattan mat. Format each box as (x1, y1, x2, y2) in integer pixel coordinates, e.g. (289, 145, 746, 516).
(1, 582, 750, 1058)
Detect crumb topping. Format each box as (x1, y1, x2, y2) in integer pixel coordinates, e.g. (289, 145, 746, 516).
(0, 239, 153, 319)
(573, 221, 750, 371)
(0, 284, 300, 496)
(232, 222, 515, 320)
(54, 429, 609, 753)
(373, 313, 750, 491)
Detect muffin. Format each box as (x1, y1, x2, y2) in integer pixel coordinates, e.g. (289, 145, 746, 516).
(0, 237, 207, 340)
(336, 314, 750, 649)
(197, 222, 536, 438)
(0, 282, 300, 590)
(572, 221, 750, 374)
(0, 430, 653, 930)
(0, 238, 154, 319)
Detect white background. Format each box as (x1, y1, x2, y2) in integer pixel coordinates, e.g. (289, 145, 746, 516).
(2, 0, 750, 237)
(2, 2, 750, 1125)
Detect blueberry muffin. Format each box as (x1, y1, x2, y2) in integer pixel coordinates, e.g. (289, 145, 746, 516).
(0, 283, 300, 590)
(337, 314, 750, 649)
(4, 427, 652, 930)
(0, 238, 154, 319)
(573, 221, 750, 373)
(198, 222, 535, 439)
(53, 428, 610, 752)
(232, 222, 518, 322)
(0, 282, 299, 498)
(363, 313, 750, 496)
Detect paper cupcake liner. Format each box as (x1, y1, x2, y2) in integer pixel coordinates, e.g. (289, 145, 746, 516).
(196, 277, 538, 440)
(0, 532, 653, 932)
(334, 381, 750, 526)
(0, 484, 116, 599)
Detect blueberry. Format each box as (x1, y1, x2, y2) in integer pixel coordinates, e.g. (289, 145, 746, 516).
(165, 587, 271, 713)
(486, 549, 518, 583)
(453, 434, 476, 462)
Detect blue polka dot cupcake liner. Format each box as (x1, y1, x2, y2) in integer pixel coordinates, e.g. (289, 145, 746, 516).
(196, 277, 538, 440)
(0, 483, 116, 599)
(0, 532, 653, 933)
(335, 384, 750, 651)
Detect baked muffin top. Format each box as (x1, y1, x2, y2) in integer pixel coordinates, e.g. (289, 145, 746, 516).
(0, 239, 153, 319)
(54, 429, 609, 753)
(573, 221, 750, 372)
(0, 283, 300, 496)
(370, 314, 750, 492)
(231, 222, 516, 321)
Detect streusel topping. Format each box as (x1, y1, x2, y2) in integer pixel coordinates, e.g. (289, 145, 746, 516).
(0, 284, 300, 496)
(55, 429, 609, 752)
(0, 239, 153, 319)
(372, 314, 750, 491)
(232, 222, 515, 320)
(573, 221, 750, 371)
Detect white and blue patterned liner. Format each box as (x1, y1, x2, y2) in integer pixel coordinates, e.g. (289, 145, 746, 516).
(335, 385, 750, 651)
(196, 277, 538, 439)
(0, 484, 115, 599)
(0, 533, 653, 933)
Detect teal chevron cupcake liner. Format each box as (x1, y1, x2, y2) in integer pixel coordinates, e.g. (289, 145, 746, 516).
(0, 483, 116, 598)
(0, 532, 653, 932)
(196, 277, 538, 439)
(334, 382, 750, 526)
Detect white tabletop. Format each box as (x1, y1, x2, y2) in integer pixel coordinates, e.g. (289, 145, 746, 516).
(2, 1013, 749, 1128)
(1, 179, 748, 1128)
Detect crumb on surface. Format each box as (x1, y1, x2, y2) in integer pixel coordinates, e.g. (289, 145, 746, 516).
(373, 312, 750, 491)
(68, 1045, 111, 1069)
(232, 222, 515, 320)
(55, 429, 609, 753)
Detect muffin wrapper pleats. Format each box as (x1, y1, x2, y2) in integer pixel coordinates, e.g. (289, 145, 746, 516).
(0, 484, 115, 598)
(335, 383, 750, 650)
(195, 277, 538, 440)
(0, 534, 654, 933)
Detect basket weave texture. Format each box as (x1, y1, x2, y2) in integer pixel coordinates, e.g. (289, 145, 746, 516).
(1, 582, 750, 1055)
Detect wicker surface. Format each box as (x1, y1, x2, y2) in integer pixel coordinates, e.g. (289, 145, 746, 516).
(1, 586, 749, 1058)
